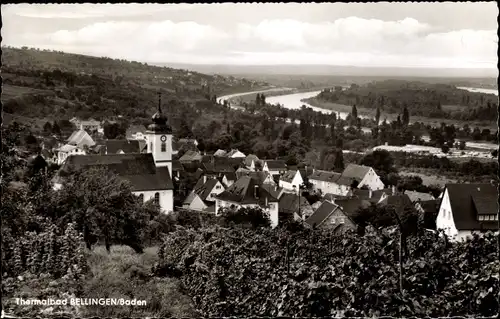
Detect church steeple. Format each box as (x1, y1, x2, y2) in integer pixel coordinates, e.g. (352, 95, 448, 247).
(148, 92, 172, 133)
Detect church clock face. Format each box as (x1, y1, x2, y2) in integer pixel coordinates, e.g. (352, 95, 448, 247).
(160, 135, 167, 142)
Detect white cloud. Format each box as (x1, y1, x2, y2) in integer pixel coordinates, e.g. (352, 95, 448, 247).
(3, 14, 497, 68)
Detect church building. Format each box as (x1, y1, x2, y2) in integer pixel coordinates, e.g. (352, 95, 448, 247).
(53, 93, 175, 214)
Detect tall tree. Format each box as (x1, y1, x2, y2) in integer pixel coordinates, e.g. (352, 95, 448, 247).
(351, 104, 358, 119)
(375, 106, 381, 126)
(333, 148, 345, 172)
(402, 107, 410, 126)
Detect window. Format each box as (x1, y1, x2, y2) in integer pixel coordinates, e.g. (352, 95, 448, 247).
(216, 185, 221, 190)
(161, 142, 166, 152)
(479, 215, 485, 221)
(154, 192, 160, 205)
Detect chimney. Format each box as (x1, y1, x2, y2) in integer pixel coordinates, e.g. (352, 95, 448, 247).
(392, 185, 396, 195)
(254, 185, 259, 199)
(369, 188, 373, 199)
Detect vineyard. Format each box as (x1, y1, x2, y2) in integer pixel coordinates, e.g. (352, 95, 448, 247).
(154, 224, 499, 317)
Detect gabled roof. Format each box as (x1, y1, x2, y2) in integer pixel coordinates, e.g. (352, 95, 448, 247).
(244, 154, 259, 167)
(308, 169, 342, 183)
(404, 190, 435, 202)
(379, 194, 414, 213)
(67, 130, 95, 147)
(324, 193, 352, 202)
(415, 199, 438, 214)
(222, 172, 237, 182)
(341, 164, 372, 181)
(60, 153, 173, 191)
(305, 200, 340, 227)
(236, 167, 252, 179)
(202, 162, 235, 174)
(227, 149, 245, 157)
(263, 160, 287, 170)
(193, 177, 221, 201)
(260, 183, 285, 200)
(104, 139, 141, 154)
(445, 183, 498, 230)
(279, 193, 310, 215)
(280, 170, 298, 183)
(246, 171, 274, 185)
(216, 176, 278, 205)
(214, 149, 227, 157)
(179, 150, 203, 162)
(334, 197, 372, 217)
(353, 188, 393, 203)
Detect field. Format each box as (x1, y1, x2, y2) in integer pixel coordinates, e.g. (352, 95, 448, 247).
(398, 169, 458, 187)
(1, 84, 54, 101)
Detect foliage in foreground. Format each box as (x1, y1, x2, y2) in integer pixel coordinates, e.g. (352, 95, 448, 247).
(154, 226, 499, 317)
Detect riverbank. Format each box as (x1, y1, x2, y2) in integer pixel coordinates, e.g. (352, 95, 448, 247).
(304, 97, 498, 130)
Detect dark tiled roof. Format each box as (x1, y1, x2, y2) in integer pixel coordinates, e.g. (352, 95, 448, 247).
(280, 170, 298, 183)
(445, 183, 498, 230)
(279, 193, 309, 214)
(214, 149, 227, 157)
(324, 193, 352, 202)
(193, 177, 221, 201)
(308, 170, 342, 183)
(172, 160, 185, 172)
(202, 162, 235, 174)
(416, 200, 438, 214)
(216, 176, 278, 205)
(222, 172, 237, 182)
(105, 139, 141, 154)
(62, 153, 173, 191)
(261, 183, 285, 200)
(404, 190, 435, 202)
(379, 194, 414, 213)
(247, 171, 274, 185)
(335, 197, 372, 217)
(264, 160, 287, 170)
(305, 200, 339, 227)
(353, 188, 393, 203)
(180, 150, 203, 162)
(341, 164, 371, 181)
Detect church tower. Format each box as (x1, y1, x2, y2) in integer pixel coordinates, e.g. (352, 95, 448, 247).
(146, 92, 173, 175)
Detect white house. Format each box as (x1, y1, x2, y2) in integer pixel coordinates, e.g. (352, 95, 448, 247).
(279, 169, 304, 192)
(262, 160, 287, 176)
(183, 176, 225, 212)
(53, 96, 175, 214)
(341, 164, 385, 190)
(436, 183, 498, 241)
(308, 169, 352, 196)
(215, 176, 279, 228)
(56, 144, 87, 165)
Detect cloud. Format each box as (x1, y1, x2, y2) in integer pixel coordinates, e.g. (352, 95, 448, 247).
(3, 13, 497, 68)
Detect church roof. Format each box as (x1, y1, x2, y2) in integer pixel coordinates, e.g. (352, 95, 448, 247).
(61, 153, 173, 191)
(147, 94, 172, 133)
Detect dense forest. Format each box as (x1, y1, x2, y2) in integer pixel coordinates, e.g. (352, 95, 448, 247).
(313, 80, 498, 122)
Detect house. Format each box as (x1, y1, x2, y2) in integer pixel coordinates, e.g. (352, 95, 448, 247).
(261, 183, 285, 201)
(436, 183, 498, 241)
(341, 164, 385, 190)
(70, 118, 101, 132)
(56, 144, 87, 165)
(173, 138, 199, 156)
(415, 199, 439, 230)
(403, 190, 435, 202)
(244, 154, 259, 171)
(214, 149, 227, 157)
(279, 169, 304, 192)
(226, 149, 246, 158)
(103, 139, 141, 154)
(262, 160, 287, 176)
(202, 162, 235, 176)
(378, 194, 414, 213)
(221, 172, 237, 188)
(126, 125, 147, 140)
(183, 176, 225, 212)
(352, 187, 395, 204)
(54, 153, 174, 213)
(279, 193, 313, 221)
(305, 200, 357, 233)
(308, 169, 352, 196)
(215, 176, 279, 228)
(54, 94, 176, 214)
(179, 150, 203, 163)
(66, 129, 96, 149)
(246, 171, 276, 186)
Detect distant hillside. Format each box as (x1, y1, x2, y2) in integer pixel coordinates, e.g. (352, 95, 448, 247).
(1, 47, 269, 127)
(154, 63, 498, 80)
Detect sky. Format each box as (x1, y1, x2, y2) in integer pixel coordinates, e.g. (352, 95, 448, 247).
(2, 3, 499, 69)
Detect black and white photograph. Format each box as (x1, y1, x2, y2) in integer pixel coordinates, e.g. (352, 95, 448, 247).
(1, 2, 499, 318)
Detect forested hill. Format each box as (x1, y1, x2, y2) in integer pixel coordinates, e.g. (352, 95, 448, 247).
(314, 80, 498, 122)
(1, 46, 268, 123)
